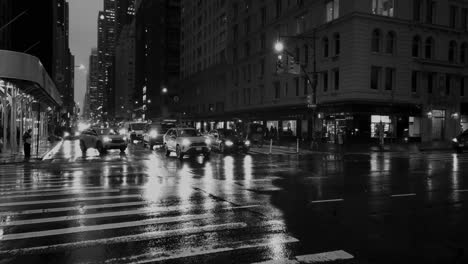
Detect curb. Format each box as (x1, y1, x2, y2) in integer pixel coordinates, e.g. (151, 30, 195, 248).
(0, 140, 63, 165)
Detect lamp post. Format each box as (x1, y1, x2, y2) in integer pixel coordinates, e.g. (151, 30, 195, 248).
(274, 32, 319, 141)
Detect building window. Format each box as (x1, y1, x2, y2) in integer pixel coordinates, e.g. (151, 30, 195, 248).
(260, 58, 265, 77)
(450, 6, 458, 28)
(413, 0, 421, 21)
(274, 81, 280, 99)
(323, 71, 328, 92)
(304, 44, 309, 65)
(244, 41, 250, 57)
(449, 40, 457, 63)
(462, 8, 468, 30)
(334, 33, 340, 55)
(333, 69, 340, 90)
(295, 77, 300, 96)
(303, 77, 308, 95)
(425, 37, 434, 59)
(296, 15, 306, 34)
(460, 43, 467, 64)
(371, 29, 381, 53)
(372, 0, 394, 17)
(385, 68, 395, 90)
(446, 74, 451, 95)
(426, 0, 435, 24)
(323, 37, 329, 57)
(371, 66, 381, 90)
(261, 7, 267, 26)
(386, 31, 395, 54)
(276, 0, 282, 18)
(412, 35, 421, 57)
(427, 72, 434, 94)
(326, 0, 339, 22)
(412, 71, 419, 93)
(260, 33, 266, 50)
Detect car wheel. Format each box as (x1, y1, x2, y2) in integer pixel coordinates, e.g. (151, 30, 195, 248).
(97, 142, 105, 154)
(165, 144, 171, 156)
(176, 146, 184, 160)
(80, 141, 87, 153)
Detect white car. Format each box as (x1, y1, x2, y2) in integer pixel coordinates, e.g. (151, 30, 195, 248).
(163, 128, 211, 159)
(79, 128, 128, 154)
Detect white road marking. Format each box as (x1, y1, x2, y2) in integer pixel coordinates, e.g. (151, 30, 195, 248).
(0, 222, 247, 255)
(0, 205, 259, 227)
(0, 186, 107, 195)
(391, 193, 416, 197)
(310, 199, 344, 204)
(133, 236, 299, 263)
(455, 189, 468, 192)
(295, 250, 354, 263)
(0, 179, 83, 186)
(252, 259, 298, 264)
(0, 213, 219, 241)
(1, 189, 120, 199)
(0, 194, 141, 207)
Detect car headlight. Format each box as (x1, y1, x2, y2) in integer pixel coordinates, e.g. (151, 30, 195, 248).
(452, 138, 458, 143)
(123, 137, 127, 141)
(119, 129, 126, 135)
(182, 139, 191, 146)
(103, 136, 112, 143)
(150, 130, 158, 138)
(245, 140, 251, 146)
(63, 132, 70, 137)
(225, 140, 234, 146)
(205, 138, 212, 145)
(74, 132, 81, 137)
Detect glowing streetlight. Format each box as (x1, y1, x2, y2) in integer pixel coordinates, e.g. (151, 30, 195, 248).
(161, 87, 168, 94)
(274, 41, 284, 53)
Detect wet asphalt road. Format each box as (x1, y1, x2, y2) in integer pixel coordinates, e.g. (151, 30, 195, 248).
(0, 140, 468, 263)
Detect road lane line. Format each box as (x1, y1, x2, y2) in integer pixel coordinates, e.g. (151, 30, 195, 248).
(0, 222, 247, 255)
(0, 205, 260, 227)
(0, 213, 217, 241)
(310, 199, 344, 204)
(295, 250, 354, 262)
(0, 179, 84, 186)
(391, 193, 416, 197)
(134, 236, 300, 263)
(455, 189, 468, 192)
(0, 194, 141, 207)
(1, 189, 121, 199)
(0, 186, 108, 195)
(0, 184, 96, 192)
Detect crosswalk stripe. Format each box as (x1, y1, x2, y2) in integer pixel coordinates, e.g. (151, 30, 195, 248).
(0, 222, 248, 255)
(133, 236, 299, 263)
(0, 184, 95, 192)
(0, 194, 141, 207)
(0, 213, 217, 241)
(0, 179, 83, 186)
(1, 189, 121, 199)
(295, 250, 354, 262)
(0, 205, 259, 227)
(0, 186, 108, 195)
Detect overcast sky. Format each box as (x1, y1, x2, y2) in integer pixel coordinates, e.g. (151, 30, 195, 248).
(69, 0, 103, 114)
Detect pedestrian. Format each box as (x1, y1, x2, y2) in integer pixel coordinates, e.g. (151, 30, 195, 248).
(23, 128, 32, 159)
(377, 121, 384, 149)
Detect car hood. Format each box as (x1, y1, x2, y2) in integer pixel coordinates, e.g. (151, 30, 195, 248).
(179, 136, 206, 143)
(99, 135, 125, 140)
(224, 135, 244, 142)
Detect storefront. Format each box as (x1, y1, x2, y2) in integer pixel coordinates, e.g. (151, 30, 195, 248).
(0, 50, 62, 154)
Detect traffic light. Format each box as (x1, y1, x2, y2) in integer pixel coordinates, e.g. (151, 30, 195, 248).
(276, 54, 284, 73)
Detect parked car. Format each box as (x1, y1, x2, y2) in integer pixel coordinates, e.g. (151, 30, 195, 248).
(452, 130, 468, 153)
(143, 121, 176, 150)
(163, 127, 211, 160)
(80, 128, 127, 154)
(207, 129, 250, 154)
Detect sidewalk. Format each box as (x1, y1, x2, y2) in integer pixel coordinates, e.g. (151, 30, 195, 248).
(0, 139, 62, 164)
(253, 140, 453, 155)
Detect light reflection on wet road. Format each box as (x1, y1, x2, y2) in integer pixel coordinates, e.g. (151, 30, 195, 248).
(0, 140, 468, 263)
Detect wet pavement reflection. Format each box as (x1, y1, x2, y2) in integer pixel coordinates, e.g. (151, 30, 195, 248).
(0, 140, 467, 263)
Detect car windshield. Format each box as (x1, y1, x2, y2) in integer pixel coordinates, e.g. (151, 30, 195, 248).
(130, 123, 146, 130)
(178, 129, 197, 137)
(221, 130, 237, 137)
(96, 129, 117, 135)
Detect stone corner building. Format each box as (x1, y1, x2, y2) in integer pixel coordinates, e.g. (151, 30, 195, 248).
(178, 0, 468, 143)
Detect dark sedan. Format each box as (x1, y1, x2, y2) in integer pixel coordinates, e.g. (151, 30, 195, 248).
(207, 129, 250, 154)
(453, 129, 468, 153)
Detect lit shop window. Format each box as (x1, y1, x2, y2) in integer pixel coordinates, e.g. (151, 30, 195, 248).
(326, 0, 339, 22)
(282, 120, 297, 136)
(371, 115, 395, 138)
(372, 0, 394, 17)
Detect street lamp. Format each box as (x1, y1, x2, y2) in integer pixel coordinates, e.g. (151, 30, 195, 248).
(161, 87, 168, 94)
(274, 41, 285, 53)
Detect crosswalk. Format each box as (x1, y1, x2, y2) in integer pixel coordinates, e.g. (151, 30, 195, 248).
(0, 164, 304, 264)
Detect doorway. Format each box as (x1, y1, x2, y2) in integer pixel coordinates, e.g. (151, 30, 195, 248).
(431, 110, 445, 140)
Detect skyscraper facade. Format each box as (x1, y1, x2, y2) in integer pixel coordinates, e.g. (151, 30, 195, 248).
(88, 48, 101, 121)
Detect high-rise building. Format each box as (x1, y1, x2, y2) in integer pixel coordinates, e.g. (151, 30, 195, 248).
(87, 48, 101, 120)
(178, 0, 229, 128)
(134, 0, 181, 120)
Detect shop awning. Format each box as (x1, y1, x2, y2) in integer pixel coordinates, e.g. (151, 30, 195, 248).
(0, 50, 62, 107)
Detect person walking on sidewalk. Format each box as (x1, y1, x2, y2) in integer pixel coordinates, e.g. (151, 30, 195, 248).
(23, 128, 32, 159)
(376, 121, 385, 150)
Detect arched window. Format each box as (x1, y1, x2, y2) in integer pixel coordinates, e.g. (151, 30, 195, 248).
(412, 36, 421, 57)
(303, 44, 309, 65)
(461, 43, 468, 64)
(386, 31, 396, 54)
(323, 37, 329, 57)
(449, 41, 457, 63)
(334, 33, 340, 55)
(371, 29, 381, 52)
(425, 37, 434, 59)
